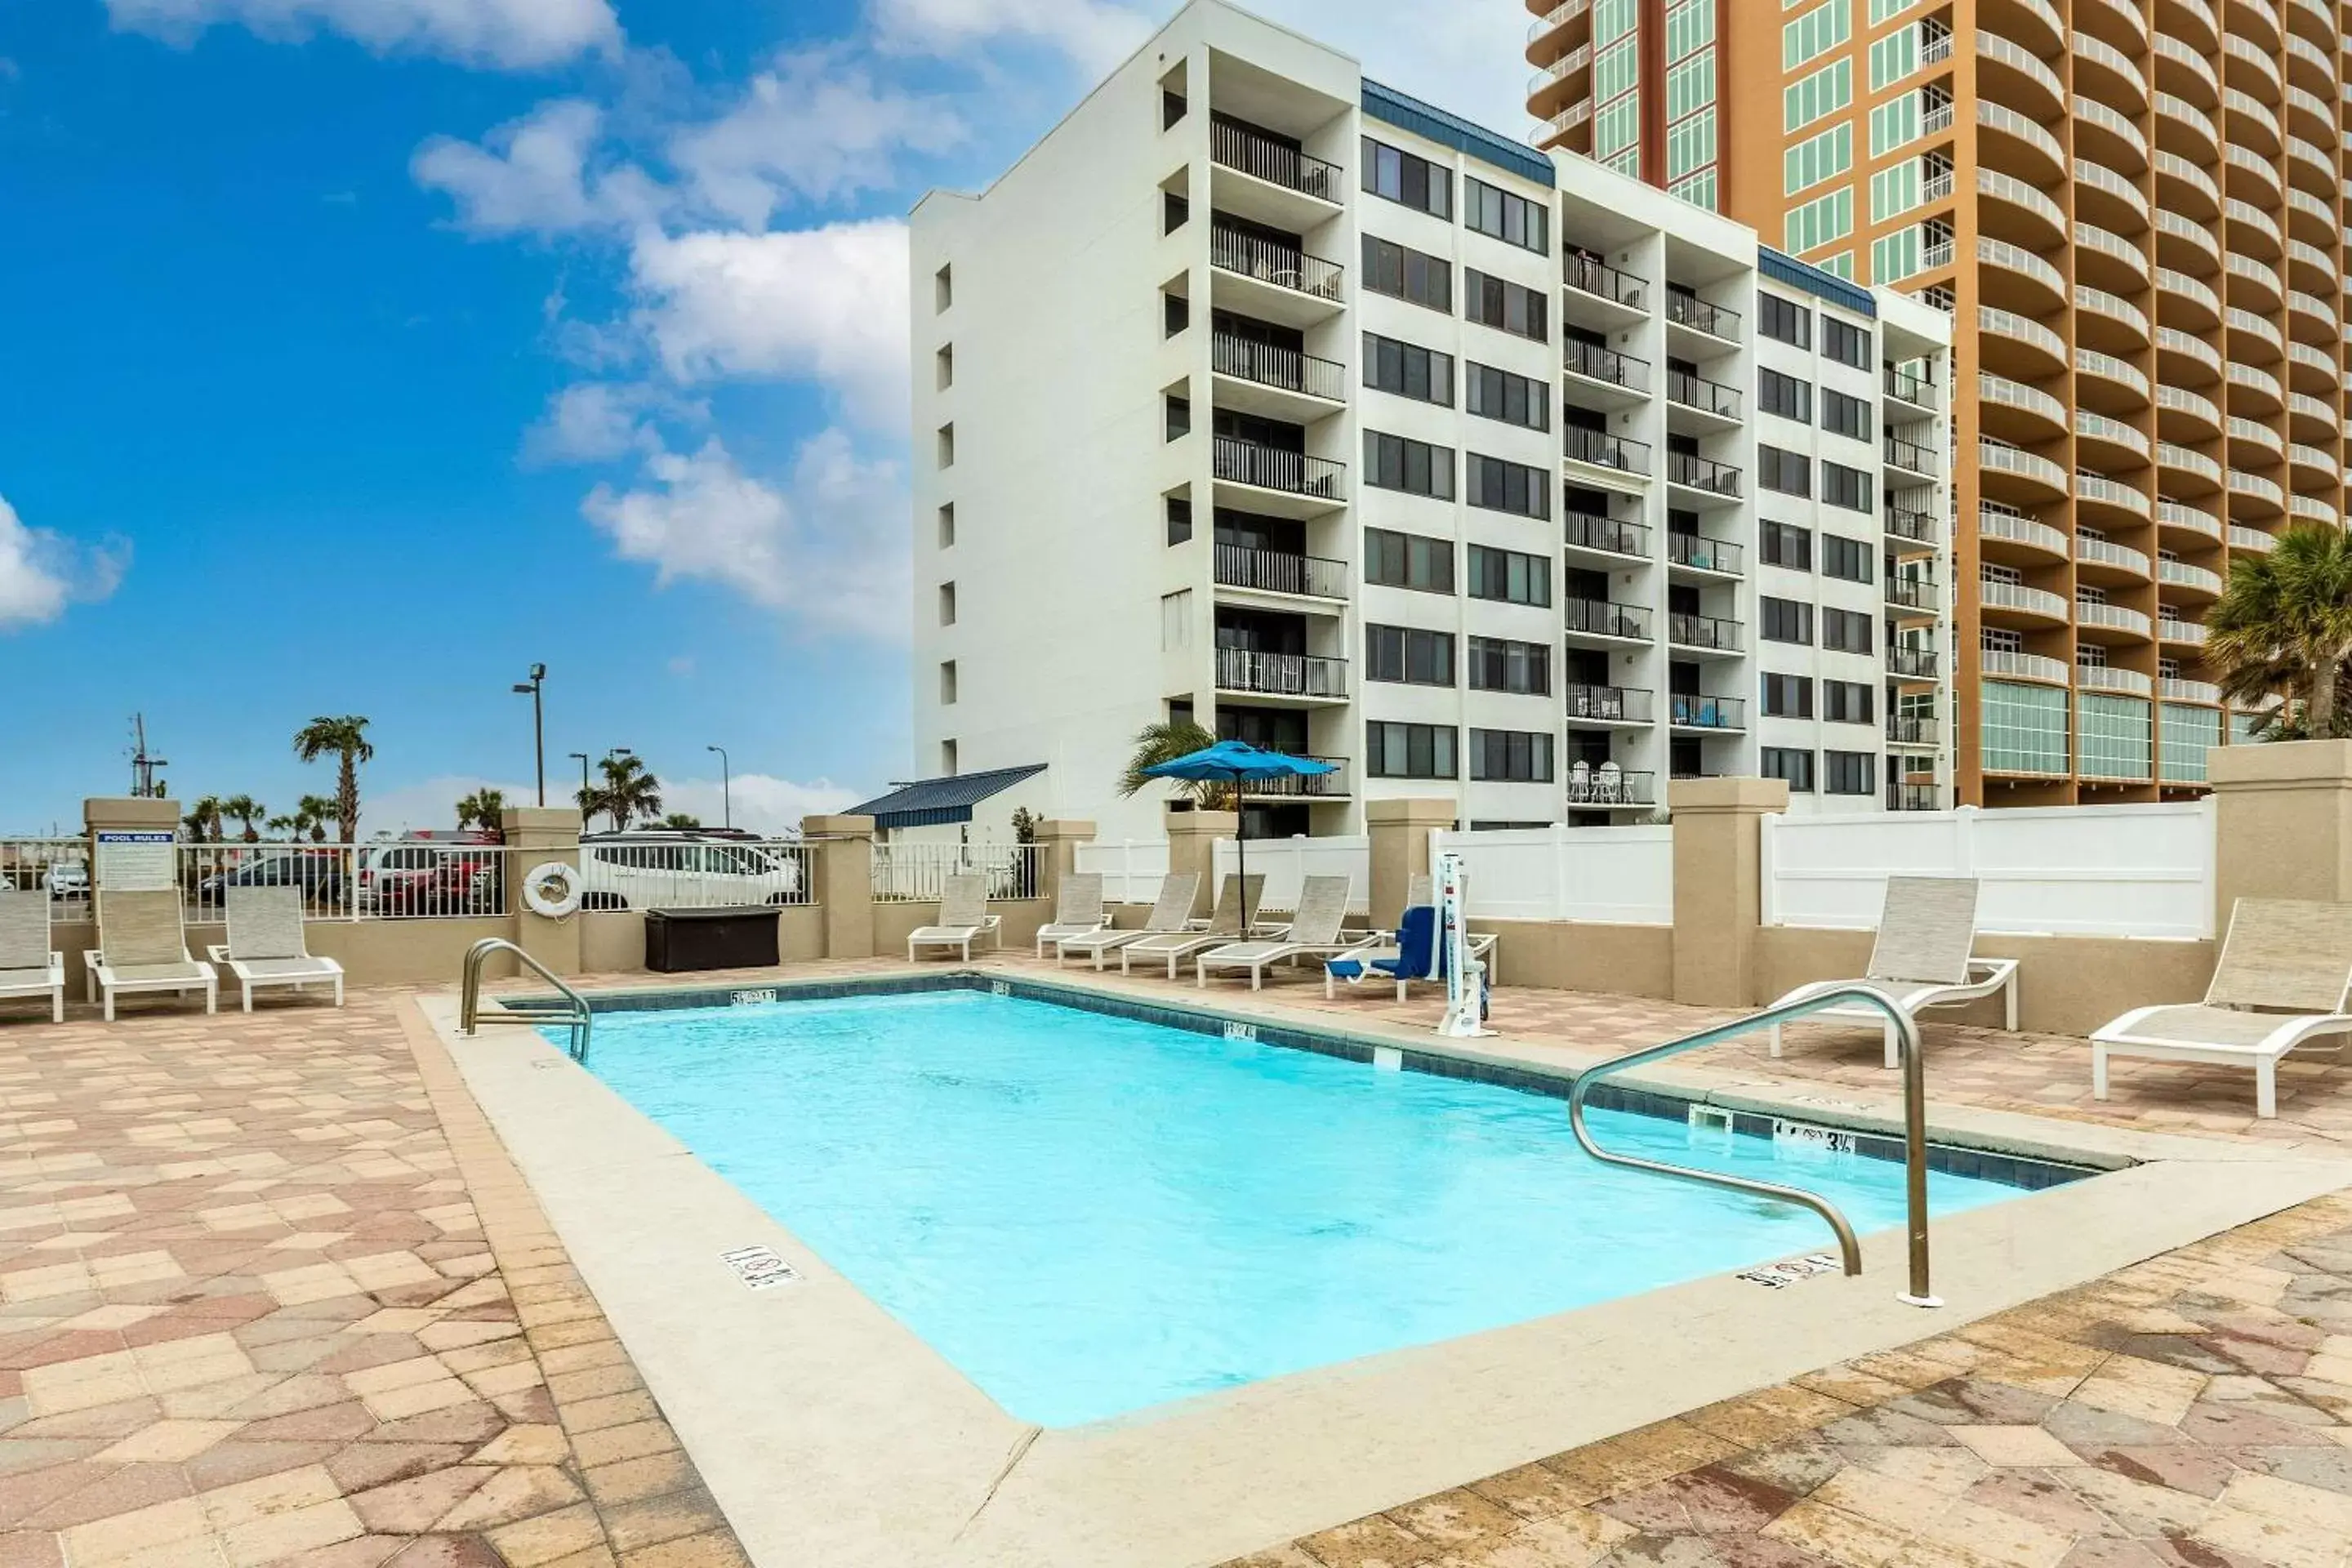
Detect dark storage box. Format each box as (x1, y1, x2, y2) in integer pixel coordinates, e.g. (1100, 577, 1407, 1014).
(644, 906, 781, 973)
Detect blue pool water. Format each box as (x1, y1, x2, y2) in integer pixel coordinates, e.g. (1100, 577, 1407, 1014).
(574, 989, 2040, 1427)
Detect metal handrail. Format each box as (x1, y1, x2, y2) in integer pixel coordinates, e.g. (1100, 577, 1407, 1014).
(1566, 983, 1938, 1306)
(459, 938, 592, 1062)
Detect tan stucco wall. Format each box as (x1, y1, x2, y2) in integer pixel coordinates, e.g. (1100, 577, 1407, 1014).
(1475, 920, 1675, 1001)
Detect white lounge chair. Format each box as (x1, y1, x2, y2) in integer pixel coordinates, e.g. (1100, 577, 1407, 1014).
(1197, 875, 1374, 990)
(0, 890, 65, 1022)
(907, 873, 1001, 962)
(1032, 873, 1108, 957)
(85, 889, 216, 1021)
(1764, 876, 2017, 1067)
(1055, 873, 1201, 969)
(206, 886, 344, 1012)
(1121, 874, 1264, 979)
(2094, 898, 2352, 1120)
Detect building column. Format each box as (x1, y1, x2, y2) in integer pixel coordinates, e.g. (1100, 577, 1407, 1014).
(1367, 798, 1456, 933)
(1164, 804, 1237, 920)
(2208, 740, 2352, 927)
(1031, 820, 1096, 906)
(501, 807, 584, 978)
(1668, 777, 1789, 1008)
(804, 814, 876, 960)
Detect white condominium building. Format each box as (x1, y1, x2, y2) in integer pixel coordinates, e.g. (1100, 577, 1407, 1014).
(909, 0, 1953, 844)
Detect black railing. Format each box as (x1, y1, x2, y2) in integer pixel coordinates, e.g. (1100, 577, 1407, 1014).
(1889, 646, 1940, 679)
(1215, 648, 1348, 697)
(1668, 612, 1743, 651)
(1566, 768, 1656, 806)
(1212, 332, 1345, 401)
(1668, 532, 1744, 574)
(1885, 434, 1939, 474)
(1210, 120, 1343, 203)
(1564, 248, 1645, 309)
(1671, 693, 1747, 729)
(1564, 598, 1652, 639)
(1209, 224, 1344, 301)
(1566, 684, 1653, 724)
(1886, 782, 1940, 811)
(1886, 715, 1940, 745)
(1667, 451, 1743, 497)
(1886, 505, 1937, 543)
(1667, 368, 1742, 419)
(1564, 510, 1650, 555)
(1213, 544, 1348, 599)
(1212, 436, 1345, 498)
(1566, 425, 1651, 474)
(1885, 365, 1935, 405)
(1885, 574, 1938, 611)
(1666, 290, 1740, 338)
(1240, 755, 1348, 796)
(1565, 339, 1648, 390)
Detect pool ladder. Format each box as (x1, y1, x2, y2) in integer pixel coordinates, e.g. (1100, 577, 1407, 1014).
(458, 938, 593, 1062)
(1570, 985, 1939, 1308)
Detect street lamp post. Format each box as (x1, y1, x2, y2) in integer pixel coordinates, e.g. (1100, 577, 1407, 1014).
(706, 745, 730, 829)
(568, 752, 590, 799)
(510, 664, 547, 806)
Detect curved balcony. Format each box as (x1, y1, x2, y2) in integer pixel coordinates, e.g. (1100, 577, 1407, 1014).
(2078, 532, 2154, 581)
(2158, 617, 2211, 647)
(1979, 303, 2068, 377)
(2158, 439, 2224, 489)
(2284, 0, 2331, 46)
(2080, 0, 2149, 49)
(2226, 306, 2287, 363)
(1980, 505, 2069, 564)
(1977, 370, 2067, 443)
(2291, 493, 2339, 526)
(2285, 135, 2334, 195)
(1525, 0, 1591, 65)
(2223, 143, 2284, 210)
(2160, 675, 2224, 705)
(2286, 187, 2334, 245)
(2285, 82, 2333, 140)
(2158, 558, 2225, 597)
(1983, 648, 2074, 685)
(2077, 408, 2152, 466)
(2075, 220, 2153, 292)
(2153, 27, 2221, 105)
(1980, 437, 2071, 503)
(2228, 414, 2287, 461)
(2289, 389, 2336, 435)
(2222, 33, 2284, 104)
(2156, 266, 2221, 327)
(2079, 665, 2156, 697)
(2221, 197, 2283, 259)
(1530, 100, 1591, 149)
(1977, 166, 2066, 249)
(1980, 577, 2073, 626)
(2287, 238, 2338, 293)
(2155, 385, 2223, 440)
(2154, 209, 2221, 274)
(2231, 0, 2283, 47)
(2229, 467, 2287, 516)
(2231, 522, 2279, 553)
(2075, 345, 2152, 410)
(2157, 326, 2223, 384)
(2077, 599, 2155, 643)
(2074, 283, 2151, 353)
(2078, 468, 2155, 524)
(1976, 99, 2066, 183)
(2225, 252, 2285, 313)
(2073, 31, 2149, 112)
(2154, 90, 2219, 162)
(2284, 31, 2336, 95)
(2287, 340, 2337, 392)
(1526, 42, 1593, 118)
(1978, 235, 2065, 310)
(2075, 158, 2151, 232)
(1977, 31, 2066, 118)
(1985, 0, 2065, 53)
(2158, 498, 2225, 545)
(2287, 290, 2336, 345)
(2070, 93, 2148, 171)
(2223, 88, 2282, 154)
(2225, 359, 2285, 411)
(2152, 150, 2221, 218)
(2291, 441, 2341, 485)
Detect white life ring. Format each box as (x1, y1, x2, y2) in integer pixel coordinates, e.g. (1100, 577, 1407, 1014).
(522, 862, 584, 920)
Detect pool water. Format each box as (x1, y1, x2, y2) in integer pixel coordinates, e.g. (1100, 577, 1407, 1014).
(575, 989, 2037, 1427)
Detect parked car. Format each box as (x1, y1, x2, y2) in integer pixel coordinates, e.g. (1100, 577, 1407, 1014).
(358, 843, 502, 917)
(579, 832, 801, 910)
(45, 862, 89, 901)
(194, 852, 345, 911)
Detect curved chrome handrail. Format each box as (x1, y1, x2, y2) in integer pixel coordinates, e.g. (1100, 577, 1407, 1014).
(1567, 984, 1937, 1306)
(458, 938, 592, 1062)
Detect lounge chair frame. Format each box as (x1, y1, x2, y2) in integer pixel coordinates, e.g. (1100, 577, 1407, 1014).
(1120, 875, 1266, 979)
(0, 893, 65, 1022)
(1764, 876, 2018, 1067)
(1196, 875, 1375, 990)
(205, 886, 345, 1011)
(1031, 872, 1108, 958)
(906, 873, 1002, 962)
(1054, 873, 1201, 969)
(85, 889, 217, 1022)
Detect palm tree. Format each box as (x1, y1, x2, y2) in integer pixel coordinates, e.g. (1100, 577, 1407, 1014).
(265, 813, 297, 840)
(659, 812, 703, 829)
(220, 795, 265, 844)
(183, 795, 224, 843)
(588, 754, 662, 831)
(296, 795, 336, 844)
(2207, 523, 2352, 738)
(455, 788, 508, 840)
(1116, 719, 1233, 809)
(292, 717, 374, 843)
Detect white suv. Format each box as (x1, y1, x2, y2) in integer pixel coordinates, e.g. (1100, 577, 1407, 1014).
(578, 833, 803, 911)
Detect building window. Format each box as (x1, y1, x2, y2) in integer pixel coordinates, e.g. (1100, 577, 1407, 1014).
(938, 503, 956, 549)
(1820, 533, 1873, 583)
(1165, 291, 1189, 336)
(1823, 462, 1873, 513)
(1784, 187, 1853, 254)
(1464, 270, 1548, 341)
(1467, 544, 1552, 606)
(1823, 389, 1869, 440)
(1824, 317, 1871, 369)
(938, 660, 958, 705)
(1469, 728, 1555, 782)
(2079, 693, 2154, 781)
(1823, 750, 1875, 795)
(1759, 445, 1811, 497)
(1466, 453, 1551, 519)
(1467, 637, 1552, 695)
(1362, 234, 1452, 312)
(1783, 122, 1851, 196)
(1365, 430, 1456, 499)
(1823, 679, 1874, 724)
(1762, 520, 1812, 570)
(2159, 702, 2223, 783)
(1463, 176, 1548, 252)
(1162, 87, 1187, 129)
(1364, 332, 1454, 405)
(1367, 722, 1457, 779)
(936, 424, 955, 467)
(1821, 607, 1873, 653)
(1366, 624, 1454, 686)
(1759, 368, 1812, 423)
(1983, 680, 2069, 776)
(1783, 58, 1852, 133)
(1762, 598, 1814, 644)
(1159, 589, 1192, 649)
(1364, 528, 1454, 593)
(935, 344, 953, 390)
(1465, 363, 1551, 431)
(1782, 0, 1851, 70)
(1164, 394, 1190, 441)
(1163, 189, 1189, 233)
(934, 265, 952, 312)
(1759, 292, 1812, 348)
(941, 738, 958, 773)
(1762, 746, 1815, 792)
(1762, 673, 1815, 718)
(938, 582, 956, 626)
(1362, 138, 1452, 218)
(1165, 495, 1193, 546)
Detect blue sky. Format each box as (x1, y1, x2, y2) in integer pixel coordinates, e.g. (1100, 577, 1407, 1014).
(0, 0, 1525, 835)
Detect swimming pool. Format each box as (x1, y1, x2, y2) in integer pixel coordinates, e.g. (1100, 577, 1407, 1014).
(569, 982, 2078, 1428)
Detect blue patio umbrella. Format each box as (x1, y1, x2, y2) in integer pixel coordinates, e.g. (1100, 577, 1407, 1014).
(1142, 740, 1338, 902)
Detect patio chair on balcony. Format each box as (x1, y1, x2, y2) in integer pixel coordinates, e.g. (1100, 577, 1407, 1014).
(1596, 760, 1625, 804)
(1324, 903, 1500, 1001)
(1762, 876, 2018, 1067)
(1121, 874, 1265, 980)
(906, 873, 1001, 963)
(1054, 873, 1201, 968)
(2092, 898, 2352, 1120)
(0, 891, 65, 1022)
(1195, 875, 1375, 991)
(1032, 873, 1108, 958)
(84, 889, 216, 1021)
(1567, 760, 1591, 803)
(206, 886, 344, 1012)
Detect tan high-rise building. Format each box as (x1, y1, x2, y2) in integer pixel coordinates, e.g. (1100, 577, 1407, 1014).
(1529, 0, 2334, 804)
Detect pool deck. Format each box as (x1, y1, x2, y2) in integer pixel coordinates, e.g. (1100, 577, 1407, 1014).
(4, 957, 2352, 1567)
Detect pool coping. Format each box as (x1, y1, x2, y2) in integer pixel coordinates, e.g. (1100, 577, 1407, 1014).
(417, 965, 2352, 1567)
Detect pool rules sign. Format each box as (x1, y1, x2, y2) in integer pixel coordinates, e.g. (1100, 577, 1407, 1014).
(95, 831, 175, 893)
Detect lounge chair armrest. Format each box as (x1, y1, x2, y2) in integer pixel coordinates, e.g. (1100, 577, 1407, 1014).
(205, 944, 231, 964)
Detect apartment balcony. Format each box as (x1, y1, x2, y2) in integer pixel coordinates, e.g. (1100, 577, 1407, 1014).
(1886, 573, 1940, 618)
(1561, 250, 1646, 323)
(1667, 532, 1743, 579)
(1977, 30, 2065, 120)
(1889, 646, 1941, 682)
(1978, 437, 2070, 504)
(1883, 364, 1936, 412)
(2078, 216, 2154, 294)
(1664, 451, 1741, 508)
(2159, 675, 2223, 704)
(1562, 598, 1651, 645)
(2074, 350, 2152, 413)
(2155, 440, 2222, 494)
(2158, 617, 2210, 646)
(1564, 684, 1652, 727)
(1663, 290, 1740, 353)
(1978, 98, 2066, 184)
(1983, 0, 2061, 56)
(1978, 304, 2066, 379)
(2070, 87, 2147, 170)
(2157, 327, 2222, 385)
(1207, 120, 1342, 232)
(2076, 469, 2154, 527)
(2075, 407, 2150, 470)
(1886, 503, 1940, 550)
(2074, 29, 2148, 111)
(1886, 714, 1941, 748)
(1564, 425, 1651, 490)
(1977, 236, 2065, 313)
(2228, 467, 2286, 518)
(1209, 332, 1345, 422)
(2075, 599, 2155, 643)
(1237, 755, 1349, 798)
(2075, 532, 2153, 584)
(1981, 648, 2070, 684)
(1213, 648, 1348, 704)
(1562, 509, 1650, 562)
(1668, 612, 1743, 656)
(1980, 577, 2072, 626)
(2226, 360, 2283, 414)
(1212, 544, 1348, 604)
(1210, 436, 1347, 519)
(2229, 523, 2278, 554)
(1980, 505, 2069, 565)
(2222, 198, 2283, 262)
(2077, 663, 2154, 696)
(1978, 372, 2066, 445)
(1563, 339, 1650, 405)
(2291, 441, 2341, 487)
(1665, 368, 1741, 430)
(1886, 781, 1943, 812)
(1884, 433, 1940, 481)
(1208, 224, 1343, 327)
(1976, 165, 2066, 250)
(2158, 500, 2224, 546)
(1565, 768, 1655, 810)
(1669, 693, 1746, 733)
(1526, 0, 1592, 66)
(2290, 494, 2337, 527)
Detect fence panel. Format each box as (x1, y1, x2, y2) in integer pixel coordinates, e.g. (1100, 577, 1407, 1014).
(1211, 835, 1372, 914)
(871, 842, 1044, 903)
(1074, 840, 1170, 906)
(1761, 800, 2214, 939)
(577, 840, 812, 910)
(176, 844, 522, 922)
(1432, 824, 1673, 924)
(0, 839, 91, 923)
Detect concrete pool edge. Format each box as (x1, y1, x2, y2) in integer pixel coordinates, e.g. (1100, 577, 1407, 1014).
(417, 973, 2352, 1567)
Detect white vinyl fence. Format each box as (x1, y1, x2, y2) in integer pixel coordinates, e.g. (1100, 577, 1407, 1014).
(1212, 835, 1372, 914)
(0, 839, 91, 920)
(1430, 824, 1674, 924)
(177, 844, 521, 921)
(870, 840, 1044, 903)
(1074, 840, 1171, 906)
(1762, 801, 2216, 940)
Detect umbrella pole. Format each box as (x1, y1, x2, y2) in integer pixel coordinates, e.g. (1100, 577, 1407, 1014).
(1234, 776, 1246, 932)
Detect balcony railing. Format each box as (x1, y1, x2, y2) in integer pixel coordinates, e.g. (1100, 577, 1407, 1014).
(1980, 648, 2070, 683)
(1666, 451, 1742, 497)
(1565, 425, 1652, 474)
(1212, 436, 1345, 499)
(1886, 715, 1940, 745)
(1889, 646, 1940, 679)
(1566, 768, 1656, 807)
(1667, 368, 1741, 418)
(1885, 365, 1936, 406)
(1563, 249, 1645, 310)
(1670, 693, 1747, 729)
(1886, 782, 1941, 812)
(1209, 120, 1343, 203)
(1565, 684, 1653, 724)
(1664, 290, 1740, 339)
(1209, 224, 1343, 301)
(1238, 755, 1348, 796)
(1564, 339, 1649, 390)
(1668, 612, 1743, 651)
(2159, 675, 2222, 704)
(1564, 510, 1650, 556)
(1886, 575, 1940, 612)
(1214, 648, 1347, 697)
(1886, 505, 1938, 544)
(1211, 332, 1344, 401)
(1667, 532, 1744, 574)
(1564, 599, 1652, 639)
(1212, 544, 1347, 599)
(1884, 434, 1940, 474)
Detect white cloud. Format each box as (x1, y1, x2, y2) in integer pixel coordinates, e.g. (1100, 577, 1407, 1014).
(661, 774, 862, 835)
(627, 220, 910, 429)
(0, 494, 128, 631)
(106, 0, 620, 69)
(582, 431, 907, 639)
(412, 100, 661, 237)
(521, 381, 697, 466)
(870, 0, 1154, 77)
(355, 774, 538, 836)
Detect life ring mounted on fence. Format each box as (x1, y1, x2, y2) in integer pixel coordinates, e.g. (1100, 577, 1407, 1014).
(522, 862, 584, 920)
